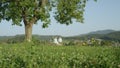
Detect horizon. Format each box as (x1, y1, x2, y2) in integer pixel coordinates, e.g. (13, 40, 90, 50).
(0, 29, 119, 37)
(0, 0, 120, 36)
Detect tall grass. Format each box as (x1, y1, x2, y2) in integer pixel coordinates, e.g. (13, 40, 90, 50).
(0, 43, 120, 68)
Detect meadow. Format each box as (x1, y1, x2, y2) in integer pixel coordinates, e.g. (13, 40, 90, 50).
(0, 43, 120, 68)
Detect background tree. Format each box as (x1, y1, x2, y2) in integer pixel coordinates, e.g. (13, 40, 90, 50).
(0, 0, 96, 42)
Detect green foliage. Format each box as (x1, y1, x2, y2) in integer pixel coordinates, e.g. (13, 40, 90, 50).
(54, 0, 86, 25)
(0, 0, 96, 27)
(0, 43, 120, 68)
(0, 0, 51, 27)
(64, 41, 76, 46)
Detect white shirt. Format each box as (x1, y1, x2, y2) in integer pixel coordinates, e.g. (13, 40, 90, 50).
(58, 37, 62, 43)
(53, 38, 59, 44)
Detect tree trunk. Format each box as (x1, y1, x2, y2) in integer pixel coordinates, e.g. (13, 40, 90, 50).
(22, 7, 37, 42)
(24, 23, 33, 42)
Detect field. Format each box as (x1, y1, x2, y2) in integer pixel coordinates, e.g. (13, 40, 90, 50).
(0, 43, 120, 68)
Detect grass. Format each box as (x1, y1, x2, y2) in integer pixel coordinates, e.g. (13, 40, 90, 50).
(0, 43, 120, 68)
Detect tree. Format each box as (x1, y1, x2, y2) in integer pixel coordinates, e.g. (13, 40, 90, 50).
(0, 0, 96, 42)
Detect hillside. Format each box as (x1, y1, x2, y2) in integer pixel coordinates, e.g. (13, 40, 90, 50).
(88, 29, 115, 34)
(65, 30, 120, 42)
(101, 31, 120, 41)
(0, 30, 120, 43)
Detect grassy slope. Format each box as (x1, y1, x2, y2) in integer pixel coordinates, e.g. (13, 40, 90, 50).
(0, 43, 120, 68)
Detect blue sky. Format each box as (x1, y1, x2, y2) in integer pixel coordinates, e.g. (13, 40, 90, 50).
(0, 0, 120, 36)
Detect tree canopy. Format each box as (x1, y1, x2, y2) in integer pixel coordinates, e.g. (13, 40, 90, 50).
(0, 0, 96, 42)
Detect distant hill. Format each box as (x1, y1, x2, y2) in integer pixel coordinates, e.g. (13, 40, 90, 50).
(0, 36, 13, 41)
(65, 30, 120, 42)
(0, 35, 62, 43)
(88, 29, 115, 34)
(0, 29, 120, 43)
(101, 31, 120, 41)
